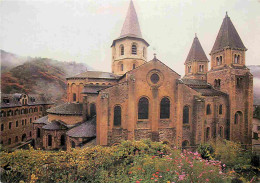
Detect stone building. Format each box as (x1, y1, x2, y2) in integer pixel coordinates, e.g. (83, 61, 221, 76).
(33, 1, 253, 150)
(0, 93, 52, 150)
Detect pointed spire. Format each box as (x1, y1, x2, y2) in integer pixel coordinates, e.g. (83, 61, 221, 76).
(120, 0, 142, 38)
(210, 13, 246, 54)
(185, 34, 208, 64)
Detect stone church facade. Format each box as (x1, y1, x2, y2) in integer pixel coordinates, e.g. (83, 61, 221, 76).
(33, 1, 253, 150)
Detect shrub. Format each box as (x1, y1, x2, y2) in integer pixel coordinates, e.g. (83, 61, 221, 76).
(197, 143, 215, 160)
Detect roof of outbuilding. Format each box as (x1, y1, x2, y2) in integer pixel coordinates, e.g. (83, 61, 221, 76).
(193, 88, 228, 96)
(47, 103, 83, 115)
(33, 116, 48, 124)
(42, 120, 68, 130)
(181, 79, 209, 87)
(82, 85, 109, 94)
(67, 71, 119, 80)
(1, 93, 52, 108)
(66, 117, 96, 138)
(211, 13, 246, 54)
(185, 34, 208, 64)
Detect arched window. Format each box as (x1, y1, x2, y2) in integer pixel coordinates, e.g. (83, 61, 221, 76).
(237, 55, 240, 64)
(206, 104, 211, 115)
(0, 111, 6, 117)
(182, 140, 189, 148)
(183, 106, 189, 124)
(8, 138, 11, 145)
(114, 106, 122, 126)
(133, 64, 136, 69)
(219, 104, 223, 115)
(234, 54, 237, 63)
(121, 64, 124, 71)
(220, 56, 222, 65)
(90, 103, 96, 118)
(188, 66, 191, 73)
(120, 45, 124, 55)
(22, 134, 26, 142)
(1, 124, 4, 131)
(15, 136, 18, 142)
(71, 141, 76, 148)
(138, 97, 149, 119)
(219, 126, 224, 138)
(160, 97, 170, 119)
(37, 128, 41, 138)
(16, 121, 18, 127)
(48, 135, 52, 146)
(72, 93, 76, 102)
(216, 57, 220, 65)
(60, 135, 66, 146)
(234, 111, 242, 124)
(206, 127, 210, 140)
(132, 44, 137, 55)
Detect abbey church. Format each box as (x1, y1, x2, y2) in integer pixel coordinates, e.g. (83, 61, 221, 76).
(33, 0, 253, 150)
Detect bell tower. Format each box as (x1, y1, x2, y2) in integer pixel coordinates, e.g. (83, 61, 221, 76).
(111, 0, 149, 76)
(183, 34, 209, 80)
(207, 13, 253, 145)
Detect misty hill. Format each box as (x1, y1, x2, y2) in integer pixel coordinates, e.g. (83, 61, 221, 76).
(0, 50, 28, 72)
(248, 65, 260, 105)
(1, 50, 90, 103)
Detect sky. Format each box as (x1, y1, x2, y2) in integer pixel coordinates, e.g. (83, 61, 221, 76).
(1, 0, 260, 76)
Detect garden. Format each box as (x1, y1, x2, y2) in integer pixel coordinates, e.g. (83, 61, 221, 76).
(0, 139, 259, 183)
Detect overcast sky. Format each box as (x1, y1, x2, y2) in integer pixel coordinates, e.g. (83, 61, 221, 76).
(1, 0, 260, 76)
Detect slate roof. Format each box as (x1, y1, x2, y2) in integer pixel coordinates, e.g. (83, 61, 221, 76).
(33, 116, 48, 124)
(47, 103, 83, 115)
(185, 35, 208, 64)
(211, 13, 246, 54)
(67, 71, 119, 80)
(66, 117, 96, 138)
(42, 120, 68, 130)
(1, 93, 52, 108)
(193, 88, 228, 96)
(120, 0, 142, 39)
(82, 85, 109, 94)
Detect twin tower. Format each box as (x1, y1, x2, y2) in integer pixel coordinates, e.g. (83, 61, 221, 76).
(111, 1, 247, 80)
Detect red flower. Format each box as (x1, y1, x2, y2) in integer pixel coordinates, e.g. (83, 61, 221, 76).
(128, 171, 132, 174)
(151, 178, 154, 180)
(156, 172, 159, 174)
(166, 169, 170, 172)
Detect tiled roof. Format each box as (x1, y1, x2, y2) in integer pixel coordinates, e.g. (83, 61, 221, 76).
(67, 71, 119, 80)
(1, 93, 52, 108)
(185, 35, 208, 63)
(42, 120, 68, 130)
(211, 13, 246, 54)
(33, 116, 48, 124)
(47, 103, 83, 115)
(181, 79, 209, 87)
(119, 0, 142, 39)
(66, 117, 96, 138)
(82, 85, 109, 94)
(193, 88, 228, 96)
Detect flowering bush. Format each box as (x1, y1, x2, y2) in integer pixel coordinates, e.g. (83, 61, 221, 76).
(0, 140, 234, 183)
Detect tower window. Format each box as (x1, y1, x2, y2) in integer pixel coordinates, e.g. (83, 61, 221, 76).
(220, 56, 222, 65)
(234, 54, 238, 64)
(160, 97, 170, 119)
(138, 97, 149, 119)
(183, 105, 189, 124)
(206, 104, 211, 115)
(237, 55, 240, 64)
(143, 47, 146, 57)
(199, 65, 204, 72)
(236, 77, 243, 88)
(216, 57, 220, 65)
(113, 106, 122, 126)
(132, 44, 137, 55)
(48, 135, 52, 146)
(133, 64, 136, 69)
(1, 124, 4, 131)
(219, 104, 223, 115)
(188, 66, 192, 73)
(121, 64, 124, 71)
(73, 93, 76, 101)
(120, 45, 124, 55)
(9, 122, 12, 129)
(214, 79, 221, 88)
(234, 111, 242, 124)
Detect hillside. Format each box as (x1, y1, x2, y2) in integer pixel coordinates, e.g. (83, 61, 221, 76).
(0, 50, 27, 72)
(1, 50, 90, 103)
(248, 65, 260, 105)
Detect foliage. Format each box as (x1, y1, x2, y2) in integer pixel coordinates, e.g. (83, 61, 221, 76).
(0, 140, 233, 183)
(197, 143, 215, 160)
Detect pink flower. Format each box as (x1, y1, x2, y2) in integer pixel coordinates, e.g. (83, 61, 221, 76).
(206, 179, 209, 182)
(178, 174, 185, 181)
